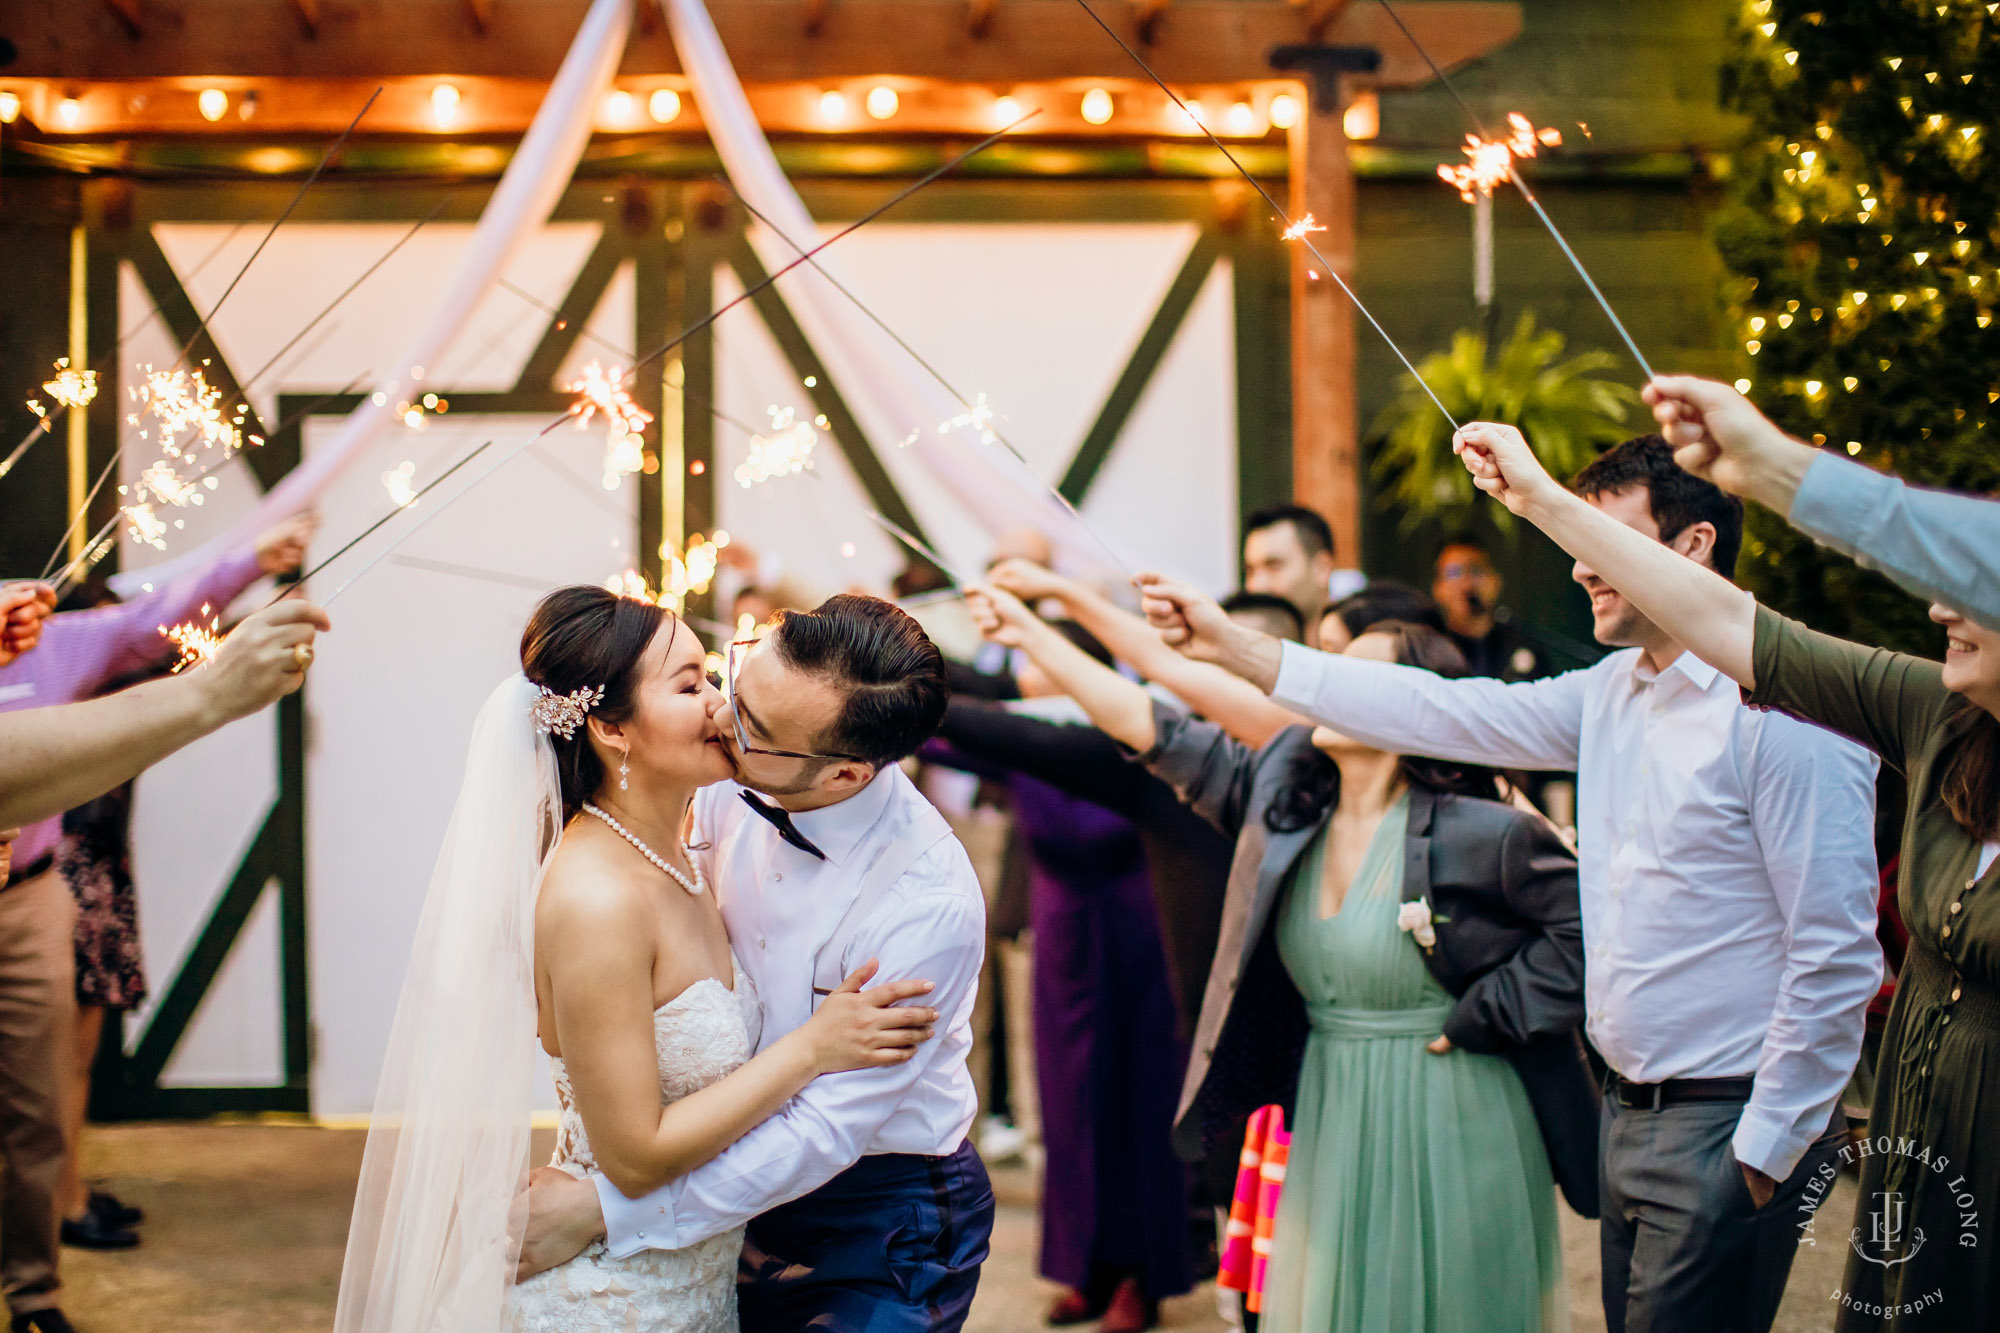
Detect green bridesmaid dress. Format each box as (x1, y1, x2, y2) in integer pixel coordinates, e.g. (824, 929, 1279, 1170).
(1260, 793, 1567, 1333)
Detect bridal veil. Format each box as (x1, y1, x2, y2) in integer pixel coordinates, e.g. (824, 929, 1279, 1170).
(333, 675, 561, 1331)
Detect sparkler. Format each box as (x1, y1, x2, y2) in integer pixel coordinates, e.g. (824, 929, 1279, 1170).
(735, 405, 819, 487)
(161, 605, 223, 673)
(2, 360, 102, 481)
(1280, 215, 1328, 242)
(382, 461, 420, 509)
(1437, 114, 1562, 203)
(300, 122, 1027, 608)
(1069, 0, 1462, 431)
(1377, 0, 1654, 378)
(565, 361, 656, 491)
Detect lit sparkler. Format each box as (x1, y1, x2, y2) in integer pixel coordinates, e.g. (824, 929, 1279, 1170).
(161, 605, 223, 673)
(124, 365, 256, 531)
(734, 406, 819, 487)
(27, 358, 99, 420)
(124, 502, 168, 550)
(566, 362, 655, 440)
(382, 461, 419, 509)
(1438, 113, 1562, 202)
(1280, 214, 1328, 242)
(936, 392, 999, 446)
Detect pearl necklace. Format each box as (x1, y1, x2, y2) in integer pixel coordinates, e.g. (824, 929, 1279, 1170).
(583, 802, 705, 897)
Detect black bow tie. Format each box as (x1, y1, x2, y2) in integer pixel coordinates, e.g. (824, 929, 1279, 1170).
(740, 792, 827, 860)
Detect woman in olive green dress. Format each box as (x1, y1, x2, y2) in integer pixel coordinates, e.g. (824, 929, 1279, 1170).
(1459, 420, 2000, 1329)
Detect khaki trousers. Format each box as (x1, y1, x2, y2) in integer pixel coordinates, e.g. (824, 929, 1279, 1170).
(0, 868, 75, 1316)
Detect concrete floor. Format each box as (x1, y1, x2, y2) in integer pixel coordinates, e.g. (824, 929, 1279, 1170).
(60, 1123, 1856, 1331)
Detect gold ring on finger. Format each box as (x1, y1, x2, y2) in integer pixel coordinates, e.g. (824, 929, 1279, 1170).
(292, 642, 316, 671)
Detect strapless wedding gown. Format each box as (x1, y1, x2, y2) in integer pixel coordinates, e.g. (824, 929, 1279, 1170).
(509, 959, 762, 1332)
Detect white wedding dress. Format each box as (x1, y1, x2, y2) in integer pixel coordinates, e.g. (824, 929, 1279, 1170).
(508, 957, 763, 1333)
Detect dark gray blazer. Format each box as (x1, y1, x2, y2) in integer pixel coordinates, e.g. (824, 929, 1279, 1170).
(1141, 703, 1601, 1218)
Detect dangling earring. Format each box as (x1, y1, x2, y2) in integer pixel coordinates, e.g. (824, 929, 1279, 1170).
(618, 751, 630, 791)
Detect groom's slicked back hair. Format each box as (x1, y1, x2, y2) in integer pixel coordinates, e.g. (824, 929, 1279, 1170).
(521, 585, 672, 818)
(769, 594, 947, 769)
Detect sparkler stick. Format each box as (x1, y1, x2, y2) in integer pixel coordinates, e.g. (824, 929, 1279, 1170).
(1070, 0, 1460, 430)
(864, 511, 981, 590)
(1375, 0, 1655, 379)
(297, 122, 1027, 604)
(5, 88, 384, 485)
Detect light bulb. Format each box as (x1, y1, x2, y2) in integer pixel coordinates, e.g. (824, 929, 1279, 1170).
(1179, 98, 1208, 132)
(993, 95, 1022, 128)
(866, 85, 899, 120)
(1224, 101, 1257, 136)
(817, 89, 849, 124)
(1267, 92, 1299, 130)
(56, 97, 82, 128)
(430, 83, 460, 128)
(649, 89, 682, 123)
(602, 89, 637, 126)
(0, 92, 20, 125)
(197, 88, 228, 122)
(1080, 88, 1114, 125)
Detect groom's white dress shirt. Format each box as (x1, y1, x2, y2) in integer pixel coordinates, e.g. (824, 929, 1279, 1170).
(1269, 639, 1882, 1180)
(593, 765, 985, 1256)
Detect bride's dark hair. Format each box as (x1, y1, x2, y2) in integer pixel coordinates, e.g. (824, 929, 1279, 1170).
(521, 585, 676, 820)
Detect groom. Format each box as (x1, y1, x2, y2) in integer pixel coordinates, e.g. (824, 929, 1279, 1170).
(518, 593, 994, 1331)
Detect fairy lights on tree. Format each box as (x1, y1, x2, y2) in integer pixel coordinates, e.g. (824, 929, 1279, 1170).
(1720, 0, 2000, 652)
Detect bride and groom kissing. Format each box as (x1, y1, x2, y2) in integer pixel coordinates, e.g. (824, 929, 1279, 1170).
(332, 587, 994, 1332)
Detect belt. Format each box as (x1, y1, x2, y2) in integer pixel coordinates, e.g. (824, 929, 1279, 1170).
(1608, 1072, 1755, 1111)
(4, 852, 53, 892)
(1306, 1001, 1454, 1040)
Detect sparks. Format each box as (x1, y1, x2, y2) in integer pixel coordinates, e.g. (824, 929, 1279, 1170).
(1437, 113, 1563, 202)
(735, 405, 819, 488)
(123, 501, 169, 550)
(161, 606, 223, 673)
(42, 358, 98, 410)
(1281, 215, 1328, 242)
(937, 392, 1000, 446)
(565, 362, 655, 441)
(126, 366, 250, 523)
(654, 532, 725, 611)
(382, 460, 419, 509)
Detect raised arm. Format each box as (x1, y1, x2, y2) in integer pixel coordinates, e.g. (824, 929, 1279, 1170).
(988, 559, 1299, 748)
(0, 583, 55, 666)
(1645, 375, 2000, 633)
(0, 599, 327, 828)
(539, 878, 937, 1202)
(964, 582, 1160, 751)
(1454, 421, 1758, 685)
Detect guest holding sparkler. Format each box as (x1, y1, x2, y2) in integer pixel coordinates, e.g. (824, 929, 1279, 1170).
(927, 621, 1192, 1333)
(1645, 374, 2000, 630)
(964, 583, 1591, 1333)
(1453, 417, 2000, 1331)
(0, 513, 310, 1331)
(0, 587, 55, 668)
(1138, 437, 1882, 1333)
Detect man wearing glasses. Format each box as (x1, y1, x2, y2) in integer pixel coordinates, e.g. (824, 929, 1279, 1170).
(518, 594, 995, 1333)
(1432, 537, 1552, 682)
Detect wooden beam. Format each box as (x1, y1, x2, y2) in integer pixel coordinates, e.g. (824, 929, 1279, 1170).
(9, 1, 1521, 86)
(289, 0, 321, 34)
(466, 0, 494, 32)
(1288, 89, 1359, 570)
(965, 0, 999, 38)
(1128, 0, 1171, 45)
(97, 0, 143, 36)
(1289, 0, 1352, 41)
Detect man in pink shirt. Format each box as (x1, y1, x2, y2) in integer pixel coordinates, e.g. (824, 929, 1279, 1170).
(0, 514, 310, 1333)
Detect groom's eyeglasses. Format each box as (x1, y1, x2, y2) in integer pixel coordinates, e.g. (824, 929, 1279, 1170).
(722, 638, 868, 765)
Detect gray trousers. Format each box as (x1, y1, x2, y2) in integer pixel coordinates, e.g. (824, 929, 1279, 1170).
(1599, 1091, 1844, 1333)
(0, 869, 75, 1316)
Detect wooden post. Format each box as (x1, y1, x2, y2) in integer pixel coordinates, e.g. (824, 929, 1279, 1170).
(1287, 89, 1360, 568)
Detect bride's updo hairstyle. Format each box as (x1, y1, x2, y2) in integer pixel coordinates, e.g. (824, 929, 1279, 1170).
(521, 585, 675, 819)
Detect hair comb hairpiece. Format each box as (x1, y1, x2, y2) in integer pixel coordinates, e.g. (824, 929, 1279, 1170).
(532, 684, 605, 740)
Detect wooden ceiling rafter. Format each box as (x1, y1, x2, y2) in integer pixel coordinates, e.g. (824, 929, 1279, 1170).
(97, 0, 143, 37)
(1290, 0, 1354, 42)
(289, 0, 322, 35)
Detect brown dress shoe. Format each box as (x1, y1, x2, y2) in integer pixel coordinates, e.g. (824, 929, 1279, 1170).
(1097, 1277, 1158, 1333)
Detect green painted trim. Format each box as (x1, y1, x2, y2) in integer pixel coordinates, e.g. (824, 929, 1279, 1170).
(1059, 230, 1222, 505)
(723, 233, 938, 562)
(1226, 221, 1293, 522)
(514, 234, 627, 395)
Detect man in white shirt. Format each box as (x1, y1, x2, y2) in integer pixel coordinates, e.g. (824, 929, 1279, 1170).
(1140, 438, 1882, 1333)
(517, 595, 993, 1332)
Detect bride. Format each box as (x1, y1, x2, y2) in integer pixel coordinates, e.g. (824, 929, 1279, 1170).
(333, 586, 939, 1332)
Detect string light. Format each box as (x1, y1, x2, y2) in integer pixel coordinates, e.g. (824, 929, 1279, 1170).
(430, 83, 460, 128)
(649, 89, 683, 124)
(1267, 92, 1299, 130)
(866, 86, 900, 120)
(1080, 88, 1114, 125)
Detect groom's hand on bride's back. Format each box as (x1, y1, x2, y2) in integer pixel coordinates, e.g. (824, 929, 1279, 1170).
(807, 959, 939, 1075)
(514, 1167, 606, 1282)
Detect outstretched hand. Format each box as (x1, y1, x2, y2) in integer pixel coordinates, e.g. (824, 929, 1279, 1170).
(1135, 573, 1234, 664)
(203, 599, 332, 723)
(985, 558, 1071, 605)
(0, 582, 56, 666)
(964, 583, 1037, 648)
(1642, 375, 1815, 510)
(1451, 422, 1562, 517)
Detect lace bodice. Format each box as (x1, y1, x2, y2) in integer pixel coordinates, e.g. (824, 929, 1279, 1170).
(508, 958, 762, 1333)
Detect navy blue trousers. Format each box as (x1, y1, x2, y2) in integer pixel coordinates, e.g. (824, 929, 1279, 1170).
(738, 1140, 994, 1333)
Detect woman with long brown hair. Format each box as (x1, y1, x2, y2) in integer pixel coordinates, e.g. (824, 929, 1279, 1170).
(1457, 419, 2000, 1330)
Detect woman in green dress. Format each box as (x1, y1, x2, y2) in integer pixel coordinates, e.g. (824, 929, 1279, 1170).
(965, 585, 1593, 1333)
(1458, 419, 2000, 1329)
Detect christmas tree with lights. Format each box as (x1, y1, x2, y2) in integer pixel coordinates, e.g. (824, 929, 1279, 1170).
(1717, 0, 2000, 654)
